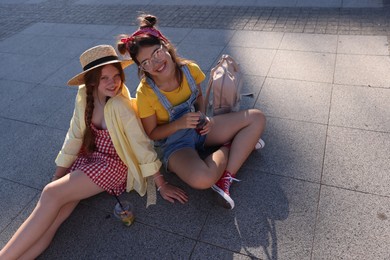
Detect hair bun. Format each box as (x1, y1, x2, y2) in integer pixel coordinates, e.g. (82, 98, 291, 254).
(140, 14, 157, 27)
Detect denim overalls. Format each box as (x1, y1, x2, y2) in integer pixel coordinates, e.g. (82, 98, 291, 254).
(146, 65, 206, 168)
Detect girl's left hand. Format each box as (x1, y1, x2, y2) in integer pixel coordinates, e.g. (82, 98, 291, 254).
(198, 116, 213, 135)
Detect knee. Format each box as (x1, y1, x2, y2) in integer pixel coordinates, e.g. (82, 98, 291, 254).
(185, 169, 216, 190)
(40, 183, 61, 205)
(248, 108, 266, 129)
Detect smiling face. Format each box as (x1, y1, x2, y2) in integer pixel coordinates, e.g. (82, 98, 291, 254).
(136, 44, 174, 79)
(97, 64, 123, 99)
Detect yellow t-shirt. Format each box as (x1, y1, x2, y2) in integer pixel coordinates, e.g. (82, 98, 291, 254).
(136, 63, 206, 124)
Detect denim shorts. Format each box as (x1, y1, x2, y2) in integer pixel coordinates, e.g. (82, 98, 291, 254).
(155, 128, 206, 171)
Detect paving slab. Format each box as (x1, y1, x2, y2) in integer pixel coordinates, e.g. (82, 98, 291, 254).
(257, 78, 332, 124)
(297, 0, 341, 8)
(229, 31, 284, 49)
(279, 33, 338, 53)
(42, 58, 83, 88)
(269, 50, 336, 83)
(1, 85, 75, 125)
(329, 84, 390, 132)
(0, 33, 36, 55)
(312, 186, 390, 259)
(0, 119, 66, 189)
(157, 27, 192, 45)
(334, 54, 390, 88)
(255, 0, 297, 7)
(18, 22, 86, 37)
(43, 90, 77, 130)
(177, 43, 225, 72)
(343, 0, 383, 8)
(337, 35, 389, 55)
(0, 195, 39, 250)
(191, 242, 253, 259)
(44, 37, 99, 59)
(224, 47, 277, 76)
(240, 75, 266, 110)
(0, 53, 72, 84)
(0, 179, 38, 233)
(200, 173, 319, 259)
(181, 28, 235, 46)
(323, 126, 390, 197)
(37, 203, 197, 259)
(247, 117, 327, 182)
(0, 80, 37, 111)
(100, 25, 139, 41)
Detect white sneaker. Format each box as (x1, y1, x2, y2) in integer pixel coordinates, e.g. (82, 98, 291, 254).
(255, 138, 265, 150)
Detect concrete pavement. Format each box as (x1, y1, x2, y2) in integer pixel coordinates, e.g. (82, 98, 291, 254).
(0, 0, 390, 259)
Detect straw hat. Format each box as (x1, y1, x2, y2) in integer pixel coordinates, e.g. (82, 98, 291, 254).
(67, 45, 133, 86)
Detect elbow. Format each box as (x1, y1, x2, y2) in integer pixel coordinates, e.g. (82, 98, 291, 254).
(147, 133, 159, 141)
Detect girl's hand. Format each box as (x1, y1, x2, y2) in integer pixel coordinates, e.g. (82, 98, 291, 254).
(158, 183, 188, 204)
(51, 167, 68, 182)
(175, 112, 200, 130)
(198, 116, 213, 135)
(51, 175, 61, 182)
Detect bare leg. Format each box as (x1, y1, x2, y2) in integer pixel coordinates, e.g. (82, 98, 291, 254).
(0, 170, 104, 259)
(168, 146, 229, 189)
(18, 201, 79, 260)
(206, 109, 266, 175)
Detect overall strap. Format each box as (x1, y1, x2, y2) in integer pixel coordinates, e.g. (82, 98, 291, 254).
(146, 77, 172, 112)
(146, 65, 198, 112)
(181, 65, 198, 94)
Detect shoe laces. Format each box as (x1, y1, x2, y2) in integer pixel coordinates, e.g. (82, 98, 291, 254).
(218, 172, 240, 192)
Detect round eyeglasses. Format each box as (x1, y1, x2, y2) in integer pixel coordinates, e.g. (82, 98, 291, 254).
(139, 45, 165, 71)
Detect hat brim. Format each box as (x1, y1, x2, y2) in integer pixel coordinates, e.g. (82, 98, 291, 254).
(67, 59, 134, 86)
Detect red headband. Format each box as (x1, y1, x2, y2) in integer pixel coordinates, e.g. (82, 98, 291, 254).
(121, 27, 169, 45)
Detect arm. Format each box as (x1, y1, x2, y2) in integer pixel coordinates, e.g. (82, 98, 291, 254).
(106, 97, 188, 203)
(136, 81, 200, 141)
(194, 83, 214, 136)
(54, 87, 86, 176)
(51, 166, 68, 181)
(152, 172, 188, 204)
(112, 98, 188, 203)
(195, 84, 206, 114)
(141, 112, 200, 141)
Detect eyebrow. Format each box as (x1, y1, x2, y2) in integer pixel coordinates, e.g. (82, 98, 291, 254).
(140, 46, 161, 64)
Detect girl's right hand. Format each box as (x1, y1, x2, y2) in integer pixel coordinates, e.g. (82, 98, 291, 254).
(175, 112, 200, 130)
(159, 183, 188, 204)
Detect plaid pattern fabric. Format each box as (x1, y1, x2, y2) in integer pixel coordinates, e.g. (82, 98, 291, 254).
(69, 124, 127, 196)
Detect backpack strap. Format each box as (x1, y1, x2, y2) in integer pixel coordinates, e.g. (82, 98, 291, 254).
(204, 57, 222, 115)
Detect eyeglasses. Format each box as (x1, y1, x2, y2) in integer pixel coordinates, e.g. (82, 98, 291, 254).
(139, 45, 165, 71)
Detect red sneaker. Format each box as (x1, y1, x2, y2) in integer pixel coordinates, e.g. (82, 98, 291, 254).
(211, 171, 240, 209)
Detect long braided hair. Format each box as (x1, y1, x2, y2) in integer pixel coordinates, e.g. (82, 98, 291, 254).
(82, 63, 125, 154)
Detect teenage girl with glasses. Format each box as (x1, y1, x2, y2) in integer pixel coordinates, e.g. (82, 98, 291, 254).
(117, 14, 266, 210)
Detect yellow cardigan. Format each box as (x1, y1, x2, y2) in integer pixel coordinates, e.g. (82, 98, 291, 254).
(55, 85, 161, 196)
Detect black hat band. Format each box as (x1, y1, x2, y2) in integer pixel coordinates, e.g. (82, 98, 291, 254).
(83, 55, 119, 71)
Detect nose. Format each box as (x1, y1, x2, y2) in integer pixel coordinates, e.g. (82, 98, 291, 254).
(150, 59, 164, 70)
(105, 78, 115, 85)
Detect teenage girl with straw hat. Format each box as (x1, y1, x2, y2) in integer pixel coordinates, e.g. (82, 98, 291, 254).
(117, 14, 266, 210)
(0, 44, 187, 259)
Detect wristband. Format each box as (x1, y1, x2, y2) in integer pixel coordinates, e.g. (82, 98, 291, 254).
(157, 182, 168, 192)
(153, 174, 163, 181)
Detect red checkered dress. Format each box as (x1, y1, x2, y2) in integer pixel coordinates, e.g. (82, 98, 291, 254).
(69, 124, 128, 196)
